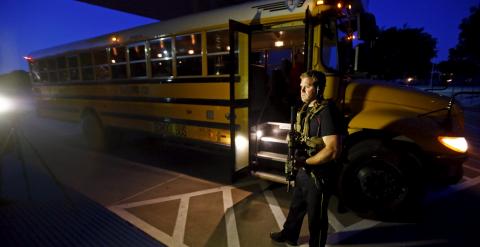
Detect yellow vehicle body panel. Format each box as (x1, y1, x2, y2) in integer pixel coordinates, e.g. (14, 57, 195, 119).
(344, 80, 465, 154)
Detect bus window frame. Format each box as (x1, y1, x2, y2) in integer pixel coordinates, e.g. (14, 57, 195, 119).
(175, 32, 203, 77)
(79, 51, 95, 81)
(92, 47, 111, 81)
(127, 41, 148, 78)
(149, 37, 174, 79)
(206, 29, 231, 76)
(67, 55, 81, 82)
(108, 46, 128, 80)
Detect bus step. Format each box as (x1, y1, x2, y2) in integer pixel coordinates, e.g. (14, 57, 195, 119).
(251, 170, 288, 184)
(256, 151, 287, 162)
(260, 136, 287, 144)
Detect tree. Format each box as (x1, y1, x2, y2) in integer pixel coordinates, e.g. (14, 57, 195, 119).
(369, 26, 437, 81)
(447, 6, 480, 82)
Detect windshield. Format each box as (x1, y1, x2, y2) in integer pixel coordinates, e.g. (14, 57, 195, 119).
(321, 14, 358, 73)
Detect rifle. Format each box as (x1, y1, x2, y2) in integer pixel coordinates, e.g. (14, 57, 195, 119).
(285, 106, 299, 192)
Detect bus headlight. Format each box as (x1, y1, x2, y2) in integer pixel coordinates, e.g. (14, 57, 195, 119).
(438, 136, 468, 153)
(0, 96, 14, 114)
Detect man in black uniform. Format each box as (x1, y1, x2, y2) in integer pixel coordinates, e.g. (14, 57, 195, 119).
(270, 70, 342, 247)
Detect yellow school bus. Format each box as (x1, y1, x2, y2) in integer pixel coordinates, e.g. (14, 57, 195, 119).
(27, 0, 468, 217)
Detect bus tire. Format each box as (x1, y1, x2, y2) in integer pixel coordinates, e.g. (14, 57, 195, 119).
(338, 139, 423, 220)
(81, 112, 107, 150)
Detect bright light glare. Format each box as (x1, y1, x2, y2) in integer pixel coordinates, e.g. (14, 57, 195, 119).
(438, 136, 468, 153)
(256, 130, 263, 138)
(274, 41, 284, 47)
(0, 96, 13, 113)
(235, 135, 248, 151)
(316, 0, 324, 5)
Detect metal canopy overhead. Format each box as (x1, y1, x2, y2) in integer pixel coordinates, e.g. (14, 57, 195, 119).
(77, 0, 254, 20)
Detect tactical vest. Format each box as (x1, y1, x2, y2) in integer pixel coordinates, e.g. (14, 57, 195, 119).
(295, 100, 328, 156)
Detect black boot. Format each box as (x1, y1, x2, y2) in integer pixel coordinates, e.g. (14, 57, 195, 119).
(270, 231, 298, 246)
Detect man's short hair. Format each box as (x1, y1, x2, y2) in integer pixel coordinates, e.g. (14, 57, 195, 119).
(300, 70, 326, 89)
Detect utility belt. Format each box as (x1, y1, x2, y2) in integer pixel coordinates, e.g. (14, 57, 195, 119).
(300, 162, 336, 177)
(298, 163, 336, 191)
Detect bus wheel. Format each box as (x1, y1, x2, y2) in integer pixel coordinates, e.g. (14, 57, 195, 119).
(339, 139, 423, 220)
(81, 112, 106, 150)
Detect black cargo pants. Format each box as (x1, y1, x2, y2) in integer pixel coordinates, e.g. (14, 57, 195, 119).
(282, 167, 331, 247)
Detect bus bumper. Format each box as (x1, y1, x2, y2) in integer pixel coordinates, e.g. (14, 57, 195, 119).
(427, 153, 468, 185)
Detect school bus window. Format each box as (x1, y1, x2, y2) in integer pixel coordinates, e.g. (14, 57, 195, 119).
(37, 59, 50, 82)
(131, 62, 146, 77)
(93, 49, 108, 65)
(55, 56, 68, 82)
(111, 64, 127, 79)
(39, 59, 48, 72)
(59, 70, 68, 82)
(150, 38, 173, 77)
(207, 30, 229, 53)
(150, 38, 172, 58)
(57, 56, 67, 69)
(177, 57, 202, 76)
(47, 58, 57, 70)
(175, 33, 202, 76)
(93, 49, 110, 80)
(79, 52, 94, 80)
(151, 60, 172, 77)
(39, 72, 49, 82)
(128, 43, 146, 61)
(67, 56, 78, 67)
(80, 52, 93, 66)
(175, 33, 201, 56)
(95, 65, 110, 80)
(109, 47, 127, 79)
(207, 30, 231, 75)
(49, 71, 58, 82)
(129, 43, 147, 77)
(110, 46, 126, 63)
(30, 60, 41, 82)
(207, 55, 236, 75)
(67, 56, 80, 81)
(82, 67, 95, 80)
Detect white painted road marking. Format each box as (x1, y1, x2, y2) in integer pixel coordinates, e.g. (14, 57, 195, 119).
(223, 187, 240, 247)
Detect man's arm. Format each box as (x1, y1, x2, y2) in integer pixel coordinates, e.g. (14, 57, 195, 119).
(305, 134, 341, 166)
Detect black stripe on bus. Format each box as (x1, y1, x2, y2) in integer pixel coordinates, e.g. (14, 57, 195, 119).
(33, 75, 240, 86)
(41, 95, 249, 107)
(101, 111, 236, 130)
(51, 95, 231, 106)
(38, 105, 80, 113)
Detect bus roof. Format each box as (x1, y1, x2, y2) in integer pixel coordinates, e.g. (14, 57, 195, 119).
(29, 0, 311, 59)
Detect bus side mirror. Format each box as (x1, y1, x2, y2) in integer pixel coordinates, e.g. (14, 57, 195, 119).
(353, 13, 378, 73)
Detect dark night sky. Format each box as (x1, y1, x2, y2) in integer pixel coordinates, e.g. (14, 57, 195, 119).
(1, 0, 479, 74)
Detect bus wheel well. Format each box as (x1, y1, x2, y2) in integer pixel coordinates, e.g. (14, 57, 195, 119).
(343, 129, 424, 164)
(338, 130, 425, 220)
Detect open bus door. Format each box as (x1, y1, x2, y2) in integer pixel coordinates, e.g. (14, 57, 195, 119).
(229, 20, 251, 177)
